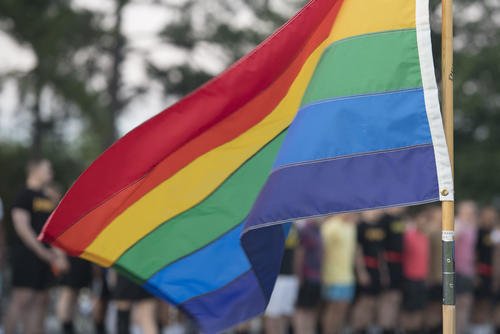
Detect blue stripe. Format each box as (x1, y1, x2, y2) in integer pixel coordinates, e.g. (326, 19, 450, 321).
(246, 145, 440, 230)
(273, 88, 431, 169)
(143, 223, 250, 304)
(181, 270, 266, 334)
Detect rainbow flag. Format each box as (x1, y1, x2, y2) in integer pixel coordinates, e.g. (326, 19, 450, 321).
(40, 0, 453, 332)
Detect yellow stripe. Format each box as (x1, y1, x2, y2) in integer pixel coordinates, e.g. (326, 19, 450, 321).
(82, 0, 416, 267)
(330, 0, 415, 41)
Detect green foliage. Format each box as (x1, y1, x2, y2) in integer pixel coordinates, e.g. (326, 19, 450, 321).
(0, 0, 106, 156)
(453, 3, 500, 202)
(149, 0, 306, 97)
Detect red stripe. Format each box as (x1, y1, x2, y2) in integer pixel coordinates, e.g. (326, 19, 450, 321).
(40, 0, 344, 245)
(50, 1, 343, 255)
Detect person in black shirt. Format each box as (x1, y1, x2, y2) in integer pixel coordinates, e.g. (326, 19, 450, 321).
(471, 206, 497, 328)
(378, 207, 406, 334)
(352, 210, 386, 333)
(3, 158, 68, 334)
(0, 196, 5, 271)
(0, 196, 5, 267)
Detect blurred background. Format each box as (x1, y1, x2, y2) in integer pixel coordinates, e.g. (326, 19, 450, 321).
(0, 0, 499, 209)
(0, 0, 499, 333)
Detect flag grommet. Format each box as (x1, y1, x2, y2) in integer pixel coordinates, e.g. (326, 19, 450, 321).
(441, 189, 449, 196)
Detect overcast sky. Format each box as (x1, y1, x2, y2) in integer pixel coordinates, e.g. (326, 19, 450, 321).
(0, 0, 495, 144)
(0, 0, 274, 143)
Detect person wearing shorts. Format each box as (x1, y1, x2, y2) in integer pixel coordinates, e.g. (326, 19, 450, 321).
(56, 256, 93, 333)
(113, 271, 157, 334)
(321, 214, 357, 334)
(425, 206, 443, 334)
(265, 224, 299, 334)
(401, 210, 429, 334)
(3, 159, 68, 334)
(92, 268, 111, 334)
(455, 201, 478, 334)
(43, 182, 94, 334)
(294, 219, 323, 334)
(379, 207, 406, 334)
(352, 210, 386, 333)
(471, 207, 497, 330)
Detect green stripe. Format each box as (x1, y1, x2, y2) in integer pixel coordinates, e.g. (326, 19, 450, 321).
(302, 29, 422, 106)
(115, 132, 286, 281)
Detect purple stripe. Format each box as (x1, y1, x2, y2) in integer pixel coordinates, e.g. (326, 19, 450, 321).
(180, 270, 266, 334)
(245, 145, 440, 230)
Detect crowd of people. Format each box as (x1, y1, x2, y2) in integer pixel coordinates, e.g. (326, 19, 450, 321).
(264, 204, 500, 334)
(0, 158, 500, 334)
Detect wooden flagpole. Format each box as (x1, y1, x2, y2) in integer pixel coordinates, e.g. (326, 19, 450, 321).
(441, 0, 455, 333)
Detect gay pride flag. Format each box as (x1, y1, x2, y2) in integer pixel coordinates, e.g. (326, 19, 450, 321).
(40, 0, 453, 332)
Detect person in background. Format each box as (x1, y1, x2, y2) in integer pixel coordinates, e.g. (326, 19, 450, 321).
(400, 209, 430, 334)
(378, 207, 406, 334)
(351, 210, 386, 333)
(3, 158, 69, 334)
(113, 271, 158, 334)
(294, 219, 323, 334)
(425, 205, 443, 334)
(265, 223, 300, 334)
(490, 212, 500, 334)
(0, 195, 5, 320)
(321, 213, 357, 334)
(46, 182, 93, 334)
(455, 200, 478, 334)
(471, 206, 498, 332)
(0, 195, 5, 267)
(92, 267, 111, 334)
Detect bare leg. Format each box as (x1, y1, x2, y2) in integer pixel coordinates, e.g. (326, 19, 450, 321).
(471, 298, 492, 325)
(294, 308, 318, 334)
(26, 290, 50, 334)
(424, 300, 442, 333)
(377, 290, 401, 331)
(57, 287, 78, 333)
(133, 299, 158, 334)
(456, 293, 473, 334)
(234, 321, 252, 333)
(93, 295, 108, 334)
(116, 300, 132, 334)
(322, 301, 350, 334)
(351, 296, 375, 332)
(494, 304, 500, 332)
(265, 316, 287, 334)
(3, 288, 35, 334)
(157, 300, 170, 329)
(401, 311, 423, 333)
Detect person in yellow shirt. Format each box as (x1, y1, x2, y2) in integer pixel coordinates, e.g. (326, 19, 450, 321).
(321, 213, 358, 334)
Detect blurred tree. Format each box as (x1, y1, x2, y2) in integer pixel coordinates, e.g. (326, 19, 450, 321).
(452, 1, 500, 202)
(0, 0, 498, 205)
(103, 0, 131, 147)
(0, 0, 105, 157)
(148, 0, 305, 98)
(430, 0, 500, 202)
